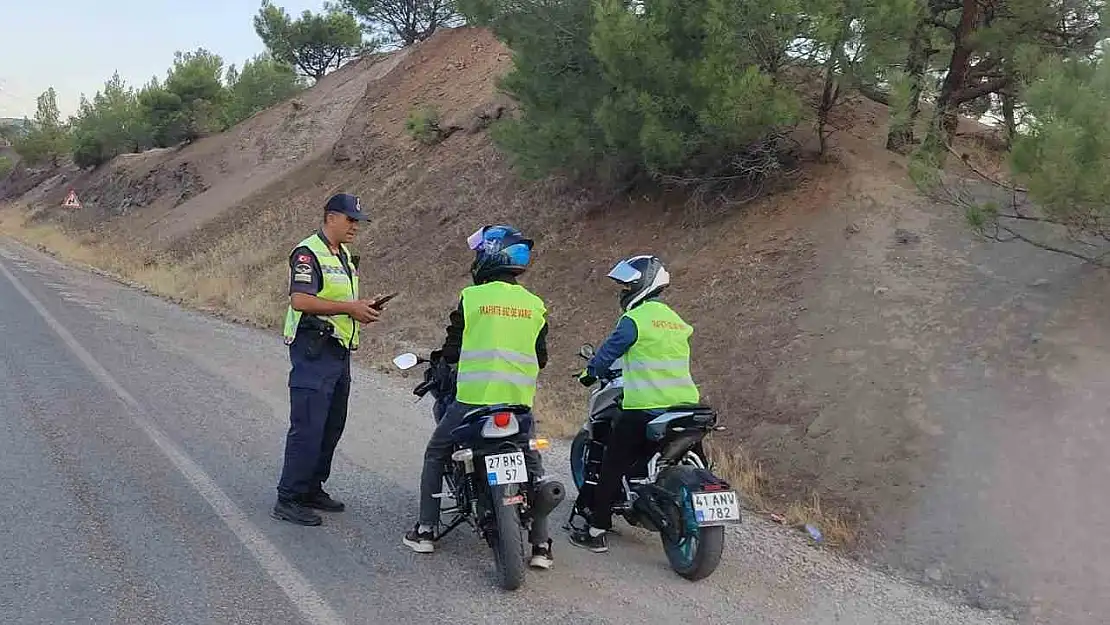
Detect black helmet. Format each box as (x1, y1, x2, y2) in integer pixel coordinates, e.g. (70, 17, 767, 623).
(607, 254, 670, 310)
(466, 224, 534, 283)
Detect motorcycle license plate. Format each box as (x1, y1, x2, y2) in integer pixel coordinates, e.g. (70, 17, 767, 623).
(692, 490, 741, 525)
(485, 451, 528, 485)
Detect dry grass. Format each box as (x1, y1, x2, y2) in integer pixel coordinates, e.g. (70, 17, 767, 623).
(782, 491, 860, 549)
(0, 206, 131, 276)
(704, 438, 859, 549)
(533, 383, 589, 439)
(0, 204, 287, 329)
(704, 440, 770, 511)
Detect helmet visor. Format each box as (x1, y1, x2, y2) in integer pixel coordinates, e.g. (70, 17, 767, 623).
(504, 242, 531, 266)
(606, 259, 642, 284)
(466, 226, 487, 251)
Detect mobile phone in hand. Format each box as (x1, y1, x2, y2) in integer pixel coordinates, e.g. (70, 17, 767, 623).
(371, 292, 399, 309)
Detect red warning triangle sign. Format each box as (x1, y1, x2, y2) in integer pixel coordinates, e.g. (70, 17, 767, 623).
(62, 189, 81, 208)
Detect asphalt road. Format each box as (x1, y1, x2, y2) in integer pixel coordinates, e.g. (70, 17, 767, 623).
(0, 238, 1016, 625)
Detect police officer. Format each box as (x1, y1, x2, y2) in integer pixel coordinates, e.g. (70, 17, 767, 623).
(402, 224, 557, 569)
(569, 254, 701, 553)
(272, 192, 385, 526)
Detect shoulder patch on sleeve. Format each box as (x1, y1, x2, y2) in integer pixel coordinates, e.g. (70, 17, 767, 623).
(292, 256, 315, 282)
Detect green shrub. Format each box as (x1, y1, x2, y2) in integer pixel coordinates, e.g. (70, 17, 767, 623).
(405, 106, 444, 145)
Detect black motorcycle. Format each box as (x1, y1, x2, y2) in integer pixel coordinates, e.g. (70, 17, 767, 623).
(568, 343, 739, 581)
(393, 350, 564, 591)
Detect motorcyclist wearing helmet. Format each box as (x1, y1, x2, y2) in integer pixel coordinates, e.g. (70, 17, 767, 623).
(569, 254, 701, 553)
(403, 224, 557, 570)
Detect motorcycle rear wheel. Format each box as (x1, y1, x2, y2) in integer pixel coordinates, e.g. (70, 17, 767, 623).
(491, 484, 527, 591)
(656, 466, 726, 581)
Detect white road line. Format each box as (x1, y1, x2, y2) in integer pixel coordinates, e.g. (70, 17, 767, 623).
(0, 259, 349, 625)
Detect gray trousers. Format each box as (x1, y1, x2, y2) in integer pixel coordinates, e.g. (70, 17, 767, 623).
(418, 400, 550, 545)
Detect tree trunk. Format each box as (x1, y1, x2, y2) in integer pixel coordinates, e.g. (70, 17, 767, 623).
(886, 12, 929, 152)
(1001, 76, 1016, 148)
(817, 37, 844, 156)
(922, 0, 979, 160)
(1002, 92, 1015, 145)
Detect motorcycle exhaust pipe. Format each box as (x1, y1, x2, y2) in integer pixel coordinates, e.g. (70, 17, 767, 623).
(529, 476, 566, 518)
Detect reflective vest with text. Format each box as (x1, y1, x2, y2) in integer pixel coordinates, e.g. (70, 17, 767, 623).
(456, 282, 547, 407)
(621, 300, 700, 410)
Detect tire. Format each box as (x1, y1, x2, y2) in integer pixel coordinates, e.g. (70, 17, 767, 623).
(656, 466, 726, 582)
(491, 484, 527, 591)
(569, 429, 589, 490)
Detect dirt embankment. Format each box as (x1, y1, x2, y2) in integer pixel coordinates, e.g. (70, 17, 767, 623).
(5, 26, 1110, 623)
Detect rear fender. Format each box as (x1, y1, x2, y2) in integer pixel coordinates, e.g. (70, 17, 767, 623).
(663, 465, 732, 492)
(493, 482, 524, 507)
(450, 405, 535, 444)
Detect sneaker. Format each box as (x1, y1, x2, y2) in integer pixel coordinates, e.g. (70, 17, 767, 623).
(271, 498, 322, 526)
(304, 490, 345, 512)
(530, 540, 554, 569)
(568, 527, 608, 553)
(403, 523, 435, 554)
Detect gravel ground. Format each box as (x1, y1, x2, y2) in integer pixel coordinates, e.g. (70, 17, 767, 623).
(0, 237, 1017, 625)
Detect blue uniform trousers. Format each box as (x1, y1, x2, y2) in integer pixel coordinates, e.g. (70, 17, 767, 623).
(277, 332, 351, 502)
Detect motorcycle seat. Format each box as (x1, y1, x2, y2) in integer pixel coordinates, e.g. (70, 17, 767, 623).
(644, 406, 717, 441)
(460, 403, 531, 421)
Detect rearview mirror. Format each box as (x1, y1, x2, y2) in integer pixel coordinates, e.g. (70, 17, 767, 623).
(392, 353, 419, 370)
(578, 343, 595, 359)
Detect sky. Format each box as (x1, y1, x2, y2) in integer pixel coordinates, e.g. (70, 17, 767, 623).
(0, 0, 324, 119)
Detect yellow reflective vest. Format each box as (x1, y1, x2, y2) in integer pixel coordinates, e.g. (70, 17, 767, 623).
(621, 300, 700, 409)
(455, 281, 547, 407)
(282, 233, 360, 349)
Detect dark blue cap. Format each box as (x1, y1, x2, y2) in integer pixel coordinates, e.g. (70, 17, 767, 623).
(324, 193, 368, 221)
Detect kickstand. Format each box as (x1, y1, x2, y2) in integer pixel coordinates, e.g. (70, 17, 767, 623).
(432, 515, 468, 542)
(561, 507, 623, 536)
(562, 507, 588, 533)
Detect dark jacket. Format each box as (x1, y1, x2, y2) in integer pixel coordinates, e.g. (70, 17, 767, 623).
(440, 274, 549, 369)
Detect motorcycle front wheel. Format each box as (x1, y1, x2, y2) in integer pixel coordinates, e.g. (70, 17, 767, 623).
(569, 429, 589, 490)
(490, 484, 527, 591)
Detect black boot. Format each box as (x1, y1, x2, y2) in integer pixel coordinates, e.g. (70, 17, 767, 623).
(304, 489, 345, 512)
(271, 498, 322, 526)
